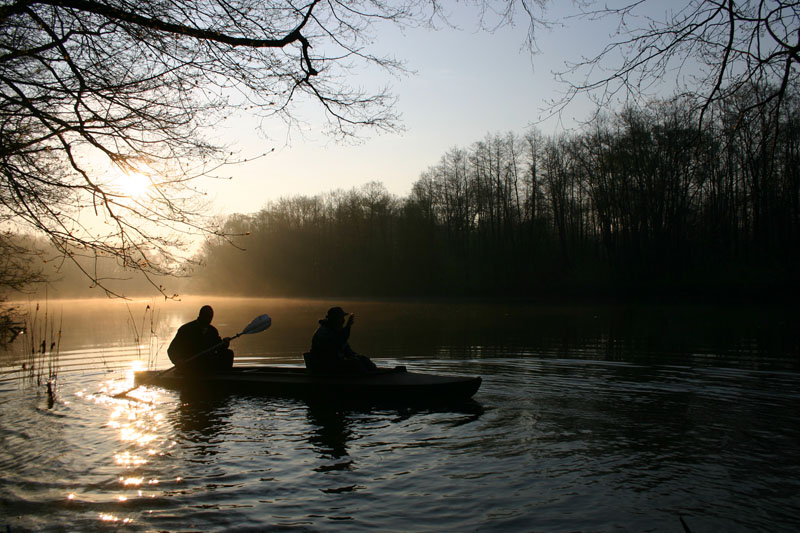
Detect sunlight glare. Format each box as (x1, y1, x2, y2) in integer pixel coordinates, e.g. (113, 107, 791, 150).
(100, 160, 156, 202)
(114, 451, 147, 466)
(120, 426, 157, 446)
(118, 171, 151, 199)
(99, 513, 132, 524)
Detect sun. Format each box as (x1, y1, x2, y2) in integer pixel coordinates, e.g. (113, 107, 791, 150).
(118, 171, 152, 199)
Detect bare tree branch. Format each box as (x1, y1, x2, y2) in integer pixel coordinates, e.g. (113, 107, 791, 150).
(3, 0, 540, 298)
(549, 0, 800, 129)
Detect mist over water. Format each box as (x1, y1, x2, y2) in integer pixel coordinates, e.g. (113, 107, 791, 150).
(1, 297, 798, 531)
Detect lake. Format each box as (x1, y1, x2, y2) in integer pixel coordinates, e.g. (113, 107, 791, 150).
(1, 297, 799, 531)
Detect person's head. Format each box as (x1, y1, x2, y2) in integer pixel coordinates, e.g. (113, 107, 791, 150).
(325, 306, 348, 327)
(198, 305, 214, 325)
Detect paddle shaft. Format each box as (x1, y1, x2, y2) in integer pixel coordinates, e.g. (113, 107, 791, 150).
(112, 314, 271, 398)
(171, 332, 239, 369)
(112, 335, 237, 398)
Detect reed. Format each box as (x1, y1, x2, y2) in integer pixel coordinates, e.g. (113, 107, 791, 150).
(125, 301, 162, 369)
(20, 301, 62, 407)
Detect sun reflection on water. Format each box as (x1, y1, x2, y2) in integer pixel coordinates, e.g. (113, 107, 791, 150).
(99, 513, 133, 524)
(78, 360, 179, 527)
(114, 450, 148, 467)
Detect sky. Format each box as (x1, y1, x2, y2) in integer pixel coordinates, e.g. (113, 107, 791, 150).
(199, 2, 621, 216)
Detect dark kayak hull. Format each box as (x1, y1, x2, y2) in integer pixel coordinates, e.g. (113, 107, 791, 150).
(133, 366, 482, 403)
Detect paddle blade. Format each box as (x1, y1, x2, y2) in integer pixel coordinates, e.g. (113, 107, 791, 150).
(239, 314, 271, 336)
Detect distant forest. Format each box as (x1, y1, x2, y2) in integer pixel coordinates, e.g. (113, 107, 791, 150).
(194, 93, 800, 302)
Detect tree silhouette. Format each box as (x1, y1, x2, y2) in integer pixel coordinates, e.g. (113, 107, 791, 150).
(552, 1, 799, 129)
(2, 0, 539, 297)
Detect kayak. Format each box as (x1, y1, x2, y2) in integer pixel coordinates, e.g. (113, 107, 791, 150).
(133, 365, 482, 403)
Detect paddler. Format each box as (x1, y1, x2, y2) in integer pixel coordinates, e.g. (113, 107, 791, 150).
(168, 305, 234, 372)
(304, 306, 376, 373)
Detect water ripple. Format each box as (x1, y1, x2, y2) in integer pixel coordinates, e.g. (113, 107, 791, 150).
(2, 300, 800, 531)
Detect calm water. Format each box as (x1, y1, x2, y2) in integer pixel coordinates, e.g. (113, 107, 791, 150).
(1, 297, 799, 532)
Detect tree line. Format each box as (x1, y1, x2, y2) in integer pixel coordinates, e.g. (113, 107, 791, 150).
(3, 1, 797, 308)
(194, 90, 800, 302)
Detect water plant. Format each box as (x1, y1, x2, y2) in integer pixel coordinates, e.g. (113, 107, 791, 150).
(125, 301, 163, 370)
(18, 301, 62, 407)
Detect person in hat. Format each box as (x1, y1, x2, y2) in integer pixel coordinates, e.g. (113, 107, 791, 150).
(305, 306, 376, 373)
(168, 305, 233, 372)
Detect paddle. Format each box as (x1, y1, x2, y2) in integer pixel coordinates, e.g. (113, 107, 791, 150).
(113, 314, 272, 399)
